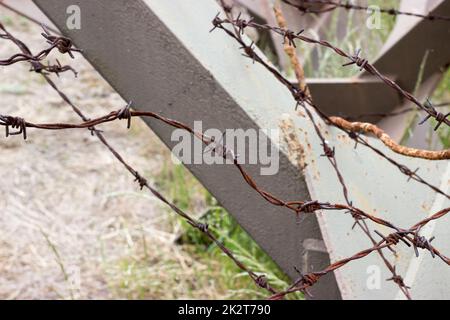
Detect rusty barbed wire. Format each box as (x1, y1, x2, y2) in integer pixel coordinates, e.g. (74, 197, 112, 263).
(1, 4, 450, 300)
(3, 3, 446, 300)
(329, 116, 450, 160)
(281, 0, 450, 22)
(211, 15, 450, 198)
(0, 22, 79, 77)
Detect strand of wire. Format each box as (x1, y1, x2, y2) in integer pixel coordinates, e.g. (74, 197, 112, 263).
(2, 107, 449, 231)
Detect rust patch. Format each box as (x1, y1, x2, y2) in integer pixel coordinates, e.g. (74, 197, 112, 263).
(279, 115, 307, 171)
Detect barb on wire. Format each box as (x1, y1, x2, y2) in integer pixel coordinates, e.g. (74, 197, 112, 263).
(0, 22, 79, 76)
(40, 24, 81, 59)
(34, 59, 78, 77)
(0, 115, 27, 139)
(281, 0, 450, 22)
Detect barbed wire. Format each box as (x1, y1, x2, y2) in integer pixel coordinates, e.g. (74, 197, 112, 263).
(0, 22, 79, 76)
(281, 0, 450, 22)
(211, 15, 450, 198)
(1, 3, 450, 300)
(2, 3, 445, 300)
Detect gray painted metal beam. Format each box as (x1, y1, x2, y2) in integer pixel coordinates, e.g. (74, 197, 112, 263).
(31, 0, 450, 299)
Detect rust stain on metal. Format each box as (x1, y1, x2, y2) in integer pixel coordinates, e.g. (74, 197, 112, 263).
(279, 114, 307, 171)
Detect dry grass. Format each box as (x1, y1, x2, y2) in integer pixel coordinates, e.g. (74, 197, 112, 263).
(0, 13, 233, 300)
